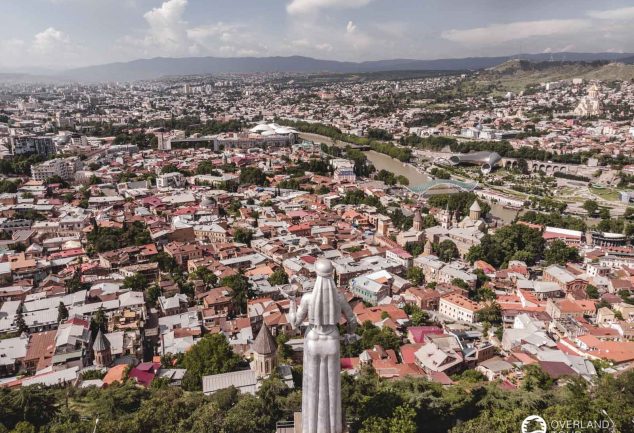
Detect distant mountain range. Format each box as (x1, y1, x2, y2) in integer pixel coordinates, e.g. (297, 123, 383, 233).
(4, 52, 634, 82)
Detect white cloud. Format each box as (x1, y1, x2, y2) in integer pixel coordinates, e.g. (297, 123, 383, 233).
(142, 0, 188, 52)
(587, 6, 634, 20)
(286, 0, 373, 15)
(32, 27, 71, 53)
(117, 0, 269, 58)
(315, 43, 333, 52)
(187, 22, 241, 44)
(441, 19, 590, 45)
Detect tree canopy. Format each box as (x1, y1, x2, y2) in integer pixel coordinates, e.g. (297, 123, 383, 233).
(181, 333, 242, 391)
(467, 223, 545, 268)
(2, 367, 634, 433)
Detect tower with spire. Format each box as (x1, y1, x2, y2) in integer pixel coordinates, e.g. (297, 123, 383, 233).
(252, 324, 277, 378)
(441, 204, 452, 229)
(423, 239, 434, 256)
(469, 200, 482, 221)
(412, 209, 423, 232)
(92, 329, 112, 367)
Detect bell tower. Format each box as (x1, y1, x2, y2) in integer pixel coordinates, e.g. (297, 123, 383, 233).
(252, 324, 278, 378)
(92, 329, 112, 367)
(413, 210, 423, 232)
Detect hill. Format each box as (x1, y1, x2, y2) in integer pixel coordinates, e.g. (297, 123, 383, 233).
(473, 59, 634, 93)
(57, 52, 634, 82)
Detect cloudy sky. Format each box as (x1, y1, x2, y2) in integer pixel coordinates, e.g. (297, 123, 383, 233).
(1, 0, 634, 70)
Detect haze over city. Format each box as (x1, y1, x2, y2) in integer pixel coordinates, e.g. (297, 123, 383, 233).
(2, 0, 634, 70)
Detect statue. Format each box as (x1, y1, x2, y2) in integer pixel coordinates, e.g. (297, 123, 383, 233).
(288, 258, 356, 433)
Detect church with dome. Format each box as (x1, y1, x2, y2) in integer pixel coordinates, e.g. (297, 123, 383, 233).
(574, 83, 602, 117)
(423, 200, 488, 258)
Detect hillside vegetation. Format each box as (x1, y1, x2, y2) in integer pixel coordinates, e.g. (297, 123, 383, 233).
(472, 60, 634, 93)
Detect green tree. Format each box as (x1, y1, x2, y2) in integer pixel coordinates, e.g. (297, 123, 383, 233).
(582, 199, 599, 216)
(544, 239, 580, 265)
(586, 284, 599, 299)
(190, 267, 218, 286)
(388, 405, 417, 433)
(407, 305, 429, 326)
(10, 421, 35, 433)
(90, 307, 107, 338)
(196, 161, 220, 176)
(466, 223, 545, 268)
(436, 239, 459, 262)
(65, 270, 84, 293)
(11, 385, 58, 425)
(276, 333, 293, 360)
(268, 268, 289, 286)
(221, 273, 252, 315)
(239, 167, 268, 186)
(161, 164, 181, 174)
(122, 273, 148, 292)
(57, 301, 69, 323)
(233, 227, 253, 246)
(521, 364, 554, 391)
(146, 285, 162, 307)
(406, 267, 424, 286)
(181, 334, 242, 391)
(359, 321, 402, 352)
(477, 301, 502, 325)
(15, 304, 28, 334)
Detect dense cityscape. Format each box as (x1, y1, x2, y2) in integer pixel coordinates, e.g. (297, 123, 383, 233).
(3, 2, 634, 433)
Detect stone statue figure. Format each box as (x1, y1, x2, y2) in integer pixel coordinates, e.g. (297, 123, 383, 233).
(288, 258, 356, 433)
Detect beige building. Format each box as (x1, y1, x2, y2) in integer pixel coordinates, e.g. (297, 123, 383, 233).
(438, 293, 482, 324)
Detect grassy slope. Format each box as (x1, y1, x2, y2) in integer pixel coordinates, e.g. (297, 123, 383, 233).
(472, 60, 634, 93)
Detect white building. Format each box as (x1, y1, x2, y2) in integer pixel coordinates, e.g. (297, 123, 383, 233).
(156, 172, 186, 188)
(31, 157, 83, 181)
(438, 293, 482, 324)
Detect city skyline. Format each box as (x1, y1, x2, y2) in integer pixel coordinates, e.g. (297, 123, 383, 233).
(2, 0, 634, 70)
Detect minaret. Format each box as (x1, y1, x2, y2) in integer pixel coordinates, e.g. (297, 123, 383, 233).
(92, 329, 112, 367)
(469, 200, 482, 221)
(252, 324, 277, 378)
(412, 210, 423, 232)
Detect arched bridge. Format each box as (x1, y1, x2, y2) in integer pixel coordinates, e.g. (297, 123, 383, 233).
(500, 158, 579, 174)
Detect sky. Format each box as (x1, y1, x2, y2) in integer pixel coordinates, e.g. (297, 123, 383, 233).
(1, 0, 634, 70)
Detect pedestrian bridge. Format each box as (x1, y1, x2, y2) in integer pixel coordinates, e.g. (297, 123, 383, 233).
(409, 179, 479, 196)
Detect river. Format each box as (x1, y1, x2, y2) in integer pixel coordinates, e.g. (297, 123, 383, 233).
(300, 132, 518, 224)
(364, 149, 519, 224)
(363, 150, 430, 185)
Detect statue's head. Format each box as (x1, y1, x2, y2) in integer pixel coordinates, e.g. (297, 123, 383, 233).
(315, 258, 334, 277)
(310, 258, 340, 326)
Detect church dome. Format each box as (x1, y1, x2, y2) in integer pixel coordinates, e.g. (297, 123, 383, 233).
(470, 201, 481, 212)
